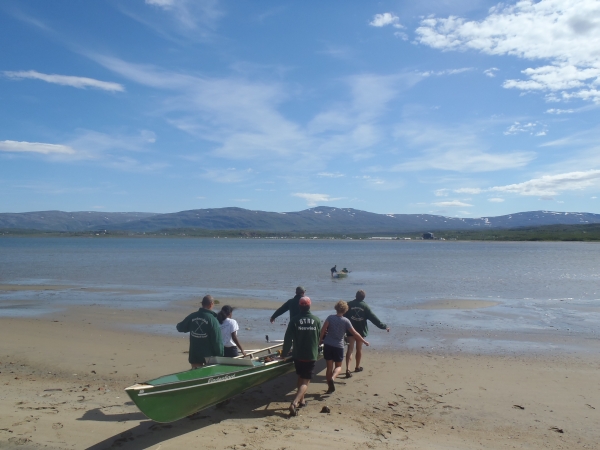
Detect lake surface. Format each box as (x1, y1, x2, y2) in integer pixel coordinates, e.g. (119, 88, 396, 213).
(1, 237, 599, 355)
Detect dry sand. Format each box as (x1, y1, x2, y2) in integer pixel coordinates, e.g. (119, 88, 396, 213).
(1, 305, 599, 450)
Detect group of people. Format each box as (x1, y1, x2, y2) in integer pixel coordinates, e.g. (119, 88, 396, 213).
(177, 287, 389, 417)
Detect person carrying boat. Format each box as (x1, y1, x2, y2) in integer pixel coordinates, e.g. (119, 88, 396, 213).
(343, 290, 389, 378)
(319, 300, 368, 394)
(217, 305, 246, 358)
(330, 265, 337, 277)
(281, 296, 321, 417)
(176, 295, 224, 369)
(269, 286, 306, 323)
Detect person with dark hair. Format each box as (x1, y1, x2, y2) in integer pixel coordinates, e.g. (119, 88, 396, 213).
(330, 265, 337, 277)
(281, 296, 321, 417)
(320, 300, 369, 394)
(270, 286, 306, 323)
(176, 295, 223, 368)
(217, 305, 246, 358)
(344, 290, 389, 378)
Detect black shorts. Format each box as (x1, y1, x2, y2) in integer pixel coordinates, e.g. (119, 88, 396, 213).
(294, 359, 316, 379)
(224, 346, 239, 357)
(323, 344, 344, 362)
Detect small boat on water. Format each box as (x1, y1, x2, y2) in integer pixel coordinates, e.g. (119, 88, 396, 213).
(334, 272, 348, 278)
(125, 344, 294, 423)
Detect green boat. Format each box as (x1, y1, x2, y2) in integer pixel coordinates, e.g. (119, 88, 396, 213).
(125, 344, 295, 423)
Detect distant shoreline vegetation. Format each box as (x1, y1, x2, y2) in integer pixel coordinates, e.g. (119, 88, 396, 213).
(1, 224, 600, 241)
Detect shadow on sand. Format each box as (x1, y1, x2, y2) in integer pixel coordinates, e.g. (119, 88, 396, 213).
(85, 360, 328, 450)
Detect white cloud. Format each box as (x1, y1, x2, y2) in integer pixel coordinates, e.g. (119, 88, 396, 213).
(318, 172, 345, 178)
(490, 170, 600, 196)
(0, 140, 76, 155)
(420, 68, 473, 77)
(415, 0, 600, 103)
(369, 13, 403, 29)
(144, 0, 223, 31)
(292, 193, 343, 207)
(484, 68, 499, 77)
(546, 108, 575, 114)
(432, 200, 473, 207)
(434, 188, 450, 196)
(504, 121, 547, 136)
(4, 70, 124, 92)
(392, 123, 535, 172)
(146, 0, 174, 6)
(454, 187, 483, 194)
(488, 197, 505, 202)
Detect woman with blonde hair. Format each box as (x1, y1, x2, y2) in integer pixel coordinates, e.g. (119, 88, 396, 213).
(319, 300, 368, 394)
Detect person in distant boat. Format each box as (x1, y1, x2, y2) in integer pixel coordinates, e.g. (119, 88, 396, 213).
(341, 268, 349, 273)
(281, 296, 321, 417)
(344, 290, 389, 378)
(270, 286, 306, 323)
(217, 305, 246, 358)
(176, 295, 224, 369)
(330, 265, 337, 277)
(320, 300, 368, 394)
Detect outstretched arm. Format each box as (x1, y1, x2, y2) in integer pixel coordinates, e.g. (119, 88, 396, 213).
(365, 304, 388, 331)
(270, 300, 290, 323)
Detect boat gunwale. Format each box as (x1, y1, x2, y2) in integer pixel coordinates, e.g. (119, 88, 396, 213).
(125, 357, 293, 395)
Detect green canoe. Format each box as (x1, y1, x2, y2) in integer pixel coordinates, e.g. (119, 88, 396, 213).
(125, 345, 294, 423)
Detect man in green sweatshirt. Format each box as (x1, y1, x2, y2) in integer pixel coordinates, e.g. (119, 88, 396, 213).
(344, 290, 389, 377)
(176, 295, 224, 368)
(269, 286, 306, 323)
(281, 296, 321, 417)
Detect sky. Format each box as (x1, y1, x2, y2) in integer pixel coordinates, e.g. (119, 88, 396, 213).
(1, 0, 600, 216)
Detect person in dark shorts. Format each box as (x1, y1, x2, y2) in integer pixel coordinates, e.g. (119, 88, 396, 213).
(176, 295, 224, 368)
(320, 300, 368, 393)
(270, 286, 306, 323)
(344, 290, 389, 378)
(330, 265, 337, 277)
(281, 296, 321, 417)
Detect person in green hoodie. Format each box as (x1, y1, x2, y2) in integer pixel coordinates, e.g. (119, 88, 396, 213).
(344, 290, 389, 378)
(269, 286, 306, 323)
(176, 295, 224, 368)
(281, 296, 321, 417)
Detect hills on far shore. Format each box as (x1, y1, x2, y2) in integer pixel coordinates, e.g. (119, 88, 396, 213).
(1, 207, 600, 235)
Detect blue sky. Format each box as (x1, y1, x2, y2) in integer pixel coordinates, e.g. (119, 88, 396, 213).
(1, 0, 600, 216)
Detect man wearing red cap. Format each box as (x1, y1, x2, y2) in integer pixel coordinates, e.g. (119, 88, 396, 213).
(281, 296, 321, 417)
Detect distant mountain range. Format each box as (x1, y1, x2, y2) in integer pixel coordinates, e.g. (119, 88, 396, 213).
(1, 207, 600, 234)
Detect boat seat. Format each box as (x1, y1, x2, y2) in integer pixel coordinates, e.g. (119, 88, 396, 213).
(206, 356, 256, 366)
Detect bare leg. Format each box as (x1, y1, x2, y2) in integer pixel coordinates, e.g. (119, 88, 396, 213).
(355, 340, 364, 370)
(331, 361, 343, 381)
(325, 360, 334, 381)
(346, 337, 356, 373)
(292, 377, 310, 408)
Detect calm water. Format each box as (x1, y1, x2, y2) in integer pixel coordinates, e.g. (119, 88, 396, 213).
(1, 237, 599, 354)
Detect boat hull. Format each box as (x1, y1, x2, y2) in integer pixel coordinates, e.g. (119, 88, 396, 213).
(126, 359, 294, 423)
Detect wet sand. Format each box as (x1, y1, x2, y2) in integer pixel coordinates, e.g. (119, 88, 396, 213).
(1, 305, 599, 449)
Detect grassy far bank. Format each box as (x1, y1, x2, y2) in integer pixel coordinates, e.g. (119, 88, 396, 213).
(2, 223, 600, 241)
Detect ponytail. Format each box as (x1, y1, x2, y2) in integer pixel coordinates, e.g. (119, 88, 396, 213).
(217, 305, 234, 324)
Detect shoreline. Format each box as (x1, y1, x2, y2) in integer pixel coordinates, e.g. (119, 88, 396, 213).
(1, 306, 599, 449)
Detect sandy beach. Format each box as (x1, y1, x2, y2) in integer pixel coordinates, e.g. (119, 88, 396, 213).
(0, 300, 598, 450)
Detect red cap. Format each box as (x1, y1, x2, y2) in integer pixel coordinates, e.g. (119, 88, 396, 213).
(299, 296, 311, 307)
